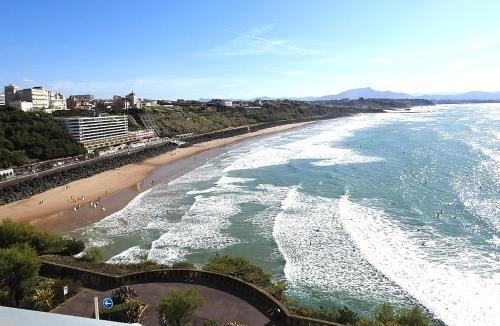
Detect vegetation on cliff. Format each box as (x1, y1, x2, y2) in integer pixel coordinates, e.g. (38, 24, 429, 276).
(0, 108, 86, 168)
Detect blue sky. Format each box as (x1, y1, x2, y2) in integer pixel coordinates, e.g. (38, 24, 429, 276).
(2, 0, 500, 99)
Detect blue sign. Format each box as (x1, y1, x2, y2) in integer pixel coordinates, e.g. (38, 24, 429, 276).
(103, 297, 113, 309)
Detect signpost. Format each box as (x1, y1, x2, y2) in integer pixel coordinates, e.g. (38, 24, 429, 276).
(103, 297, 113, 320)
(94, 297, 99, 320)
(63, 286, 68, 302)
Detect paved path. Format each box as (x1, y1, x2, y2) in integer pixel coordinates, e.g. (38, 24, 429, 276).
(52, 282, 272, 325)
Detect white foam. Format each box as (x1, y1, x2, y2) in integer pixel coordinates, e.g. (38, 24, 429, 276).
(337, 196, 500, 326)
(272, 188, 409, 304)
(147, 193, 241, 264)
(223, 115, 391, 173)
(107, 246, 148, 264)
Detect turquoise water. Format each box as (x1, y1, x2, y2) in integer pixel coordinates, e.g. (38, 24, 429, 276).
(77, 104, 500, 326)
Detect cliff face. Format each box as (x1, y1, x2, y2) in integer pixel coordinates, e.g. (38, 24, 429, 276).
(139, 99, 431, 136)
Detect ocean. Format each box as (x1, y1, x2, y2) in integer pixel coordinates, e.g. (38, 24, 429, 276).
(75, 104, 500, 326)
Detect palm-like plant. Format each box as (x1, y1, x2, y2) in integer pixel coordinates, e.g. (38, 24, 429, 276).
(30, 287, 54, 311)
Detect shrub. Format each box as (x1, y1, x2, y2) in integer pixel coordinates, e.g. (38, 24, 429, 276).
(158, 288, 204, 326)
(111, 285, 138, 305)
(0, 245, 40, 306)
(203, 253, 286, 302)
(354, 303, 433, 326)
(0, 219, 83, 256)
(60, 238, 85, 256)
(78, 246, 103, 263)
(204, 319, 219, 326)
(203, 253, 272, 288)
(29, 287, 54, 311)
(396, 306, 432, 326)
(99, 298, 143, 323)
(172, 261, 195, 269)
(51, 278, 80, 304)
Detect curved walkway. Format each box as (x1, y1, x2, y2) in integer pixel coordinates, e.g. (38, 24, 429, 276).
(52, 282, 271, 326)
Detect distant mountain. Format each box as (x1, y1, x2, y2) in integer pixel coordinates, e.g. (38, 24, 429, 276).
(289, 87, 500, 101)
(418, 91, 500, 101)
(316, 87, 411, 100)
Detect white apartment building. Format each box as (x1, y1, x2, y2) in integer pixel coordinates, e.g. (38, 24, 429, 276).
(3, 84, 67, 111)
(0, 93, 5, 106)
(126, 92, 139, 108)
(48, 91, 67, 110)
(58, 115, 131, 150)
(10, 101, 34, 112)
(20, 86, 49, 108)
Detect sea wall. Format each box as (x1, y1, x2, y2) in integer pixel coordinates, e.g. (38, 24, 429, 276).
(0, 141, 177, 205)
(0, 110, 380, 205)
(40, 261, 345, 326)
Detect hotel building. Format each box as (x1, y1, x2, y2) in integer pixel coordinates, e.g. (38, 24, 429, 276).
(58, 115, 135, 150)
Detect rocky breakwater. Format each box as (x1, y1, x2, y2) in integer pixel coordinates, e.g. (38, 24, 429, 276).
(0, 141, 178, 205)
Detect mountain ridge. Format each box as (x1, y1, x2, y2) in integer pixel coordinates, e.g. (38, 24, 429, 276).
(251, 87, 500, 101)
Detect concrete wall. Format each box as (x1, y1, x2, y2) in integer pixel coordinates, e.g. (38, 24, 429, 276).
(39, 261, 345, 326)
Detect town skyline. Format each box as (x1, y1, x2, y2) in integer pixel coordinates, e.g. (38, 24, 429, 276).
(2, 0, 500, 99)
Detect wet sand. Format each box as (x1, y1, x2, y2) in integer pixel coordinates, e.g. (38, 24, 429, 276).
(0, 122, 313, 233)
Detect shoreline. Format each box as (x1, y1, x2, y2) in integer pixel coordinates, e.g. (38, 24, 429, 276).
(0, 121, 314, 233)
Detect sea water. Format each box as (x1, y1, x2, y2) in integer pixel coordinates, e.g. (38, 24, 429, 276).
(75, 104, 500, 326)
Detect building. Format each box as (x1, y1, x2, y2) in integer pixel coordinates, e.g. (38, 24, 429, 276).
(48, 91, 67, 110)
(141, 99, 157, 107)
(58, 115, 131, 150)
(210, 99, 233, 107)
(3, 84, 67, 111)
(19, 86, 50, 108)
(10, 100, 34, 112)
(67, 96, 96, 110)
(112, 96, 130, 109)
(126, 92, 139, 108)
(4, 84, 20, 107)
(0, 93, 4, 106)
(70, 94, 95, 100)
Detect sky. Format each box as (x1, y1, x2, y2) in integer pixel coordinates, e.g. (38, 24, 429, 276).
(1, 0, 500, 99)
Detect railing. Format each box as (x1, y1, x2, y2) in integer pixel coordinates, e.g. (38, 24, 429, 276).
(39, 261, 346, 326)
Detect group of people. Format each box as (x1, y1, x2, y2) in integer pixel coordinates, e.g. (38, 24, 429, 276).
(89, 199, 106, 211)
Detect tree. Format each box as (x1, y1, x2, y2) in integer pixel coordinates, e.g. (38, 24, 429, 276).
(0, 219, 84, 255)
(158, 288, 204, 326)
(0, 246, 40, 306)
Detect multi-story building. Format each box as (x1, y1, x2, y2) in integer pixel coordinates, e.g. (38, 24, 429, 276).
(48, 91, 67, 110)
(0, 93, 4, 106)
(19, 86, 50, 108)
(112, 95, 130, 109)
(10, 101, 34, 112)
(3, 84, 67, 111)
(4, 84, 20, 107)
(67, 96, 95, 110)
(126, 92, 139, 108)
(58, 115, 132, 150)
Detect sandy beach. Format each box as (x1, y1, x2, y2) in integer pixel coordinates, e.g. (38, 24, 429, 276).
(0, 122, 313, 233)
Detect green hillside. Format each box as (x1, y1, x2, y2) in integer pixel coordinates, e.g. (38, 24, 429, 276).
(0, 107, 86, 168)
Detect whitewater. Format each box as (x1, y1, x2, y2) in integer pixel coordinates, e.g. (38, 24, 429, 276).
(76, 104, 500, 326)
